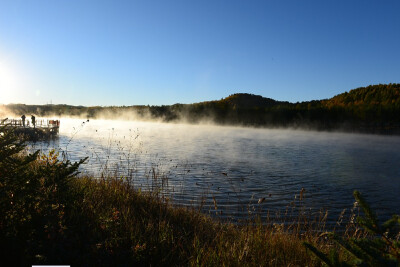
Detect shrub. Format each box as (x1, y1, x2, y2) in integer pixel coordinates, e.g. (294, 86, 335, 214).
(0, 125, 86, 265)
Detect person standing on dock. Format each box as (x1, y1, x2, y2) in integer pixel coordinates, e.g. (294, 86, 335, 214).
(21, 114, 26, 127)
(31, 115, 36, 128)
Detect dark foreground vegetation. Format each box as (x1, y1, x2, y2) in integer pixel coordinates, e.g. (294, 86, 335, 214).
(3, 83, 400, 134)
(1, 126, 399, 266)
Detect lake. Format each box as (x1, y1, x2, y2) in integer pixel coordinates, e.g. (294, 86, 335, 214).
(31, 118, 400, 225)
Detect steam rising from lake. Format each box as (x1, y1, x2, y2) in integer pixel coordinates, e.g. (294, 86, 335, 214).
(32, 118, 400, 223)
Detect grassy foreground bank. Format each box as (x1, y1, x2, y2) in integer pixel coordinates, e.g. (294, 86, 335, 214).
(1, 126, 399, 266)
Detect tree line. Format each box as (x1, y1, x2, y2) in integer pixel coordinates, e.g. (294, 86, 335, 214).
(2, 83, 400, 134)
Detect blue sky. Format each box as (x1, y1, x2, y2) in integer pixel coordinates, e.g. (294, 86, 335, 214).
(0, 0, 399, 106)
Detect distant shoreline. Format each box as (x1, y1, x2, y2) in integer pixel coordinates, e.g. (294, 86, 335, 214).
(2, 83, 400, 135)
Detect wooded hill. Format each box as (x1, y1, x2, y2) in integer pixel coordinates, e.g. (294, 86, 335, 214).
(2, 83, 400, 134)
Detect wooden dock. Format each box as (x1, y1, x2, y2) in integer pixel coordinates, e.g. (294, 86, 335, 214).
(1, 118, 60, 140)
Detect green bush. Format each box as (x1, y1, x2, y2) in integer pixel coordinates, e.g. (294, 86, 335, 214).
(0, 125, 86, 265)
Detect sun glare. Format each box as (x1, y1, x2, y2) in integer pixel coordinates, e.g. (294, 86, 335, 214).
(0, 60, 21, 104)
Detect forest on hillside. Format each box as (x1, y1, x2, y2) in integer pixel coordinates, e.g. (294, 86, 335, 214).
(2, 83, 400, 134)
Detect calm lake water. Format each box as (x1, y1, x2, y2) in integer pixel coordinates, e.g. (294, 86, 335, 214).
(31, 118, 400, 224)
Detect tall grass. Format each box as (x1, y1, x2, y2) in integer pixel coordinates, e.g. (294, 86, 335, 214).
(68, 176, 332, 266)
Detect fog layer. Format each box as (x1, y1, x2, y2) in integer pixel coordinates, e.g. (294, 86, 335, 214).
(30, 118, 400, 223)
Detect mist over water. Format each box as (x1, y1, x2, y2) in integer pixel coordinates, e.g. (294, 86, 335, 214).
(31, 118, 400, 224)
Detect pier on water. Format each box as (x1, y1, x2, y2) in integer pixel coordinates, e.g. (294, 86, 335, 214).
(1, 118, 60, 139)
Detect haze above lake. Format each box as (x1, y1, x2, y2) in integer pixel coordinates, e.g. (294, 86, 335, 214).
(32, 118, 400, 224)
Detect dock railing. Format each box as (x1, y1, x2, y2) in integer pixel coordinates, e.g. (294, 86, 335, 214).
(0, 118, 60, 129)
